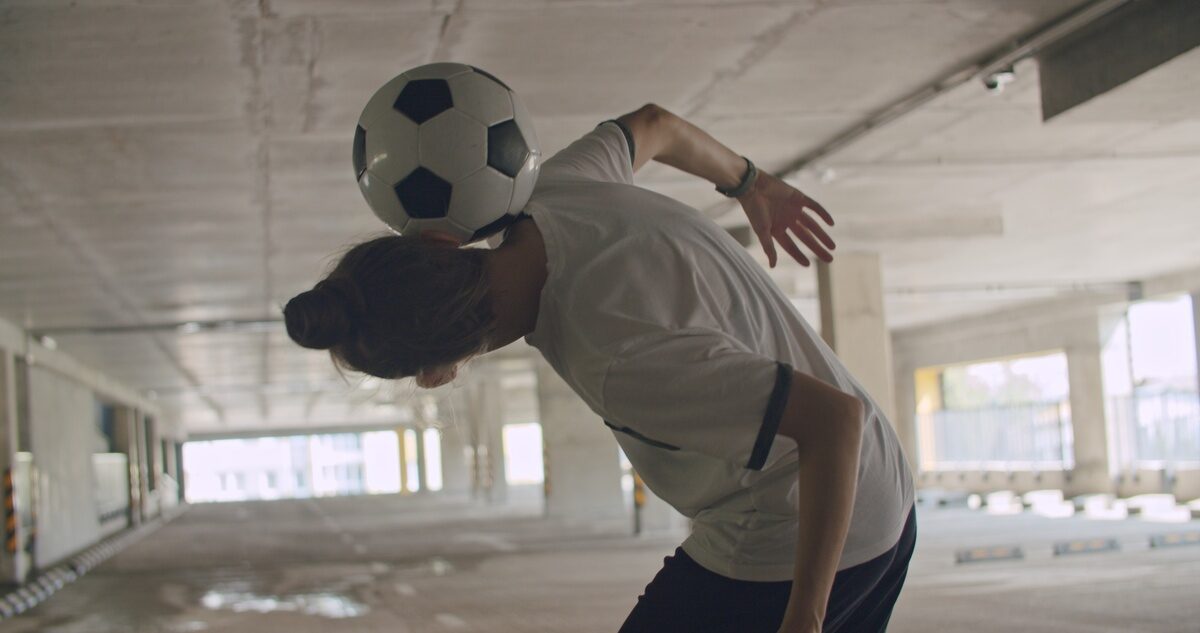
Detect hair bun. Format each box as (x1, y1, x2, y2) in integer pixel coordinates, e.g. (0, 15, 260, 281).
(283, 278, 363, 350)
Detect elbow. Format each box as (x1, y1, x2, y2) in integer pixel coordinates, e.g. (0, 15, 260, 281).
(639, 102, 664, 116)
(638, 103, 673, 126)
(778, 371, 865, 451)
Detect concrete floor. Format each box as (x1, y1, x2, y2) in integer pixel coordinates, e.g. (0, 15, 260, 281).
(4, 494, 1199, 633)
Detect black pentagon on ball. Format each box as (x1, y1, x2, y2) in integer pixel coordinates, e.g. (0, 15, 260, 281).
(487, 120, 530, 178)
(352, 125, 367, 178)
(395, 167, 452, 219)
(393, 79, 453, 124)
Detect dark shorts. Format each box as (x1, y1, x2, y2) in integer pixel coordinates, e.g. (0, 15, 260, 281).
(619, 507, 917, 633)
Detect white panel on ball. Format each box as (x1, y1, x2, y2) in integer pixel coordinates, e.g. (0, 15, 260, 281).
(363, 111, 420, 185)
(357, 74, 409, 131)
(419, 110, 487, 182)
(507, 155, 539, 215)
(447, 71, 515, 126)
(358, 170, 409, 234)
(403, 62, 473, 81)
(510, 92, 541, 158)
(507, 95, 541, 214)
(448, 167, 515, 232)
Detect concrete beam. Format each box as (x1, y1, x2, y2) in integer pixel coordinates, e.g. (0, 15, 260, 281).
(1039, 0, 1200, 120)
(0, 315, 161, 418)
(187, 422, 406, 442)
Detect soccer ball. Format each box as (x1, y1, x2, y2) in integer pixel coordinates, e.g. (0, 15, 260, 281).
(353, 63, 541, 243)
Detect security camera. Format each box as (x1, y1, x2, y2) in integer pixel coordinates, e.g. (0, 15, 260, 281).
(982, 67, 1015, 93)
(983, 68, 1016, 93)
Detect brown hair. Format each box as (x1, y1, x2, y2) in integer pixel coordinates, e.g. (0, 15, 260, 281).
(283, 235, 495, 380)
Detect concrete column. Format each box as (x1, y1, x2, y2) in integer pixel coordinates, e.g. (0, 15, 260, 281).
(0, 350, 31, 583)
(438, 393, 473, 496)
(535, 358, 625, 521)
(160, 437, 178, 508)
(1063, 313, 1118, 496)
(113, 407, 142, 527)
(468, 374, 507, 503)
(172, 441, 185, 504)
(162, 439, 175, 484)
(134, 413, 155, 520)
(636, 479, 689, 535)
(414, 426, 428, 494)
(395, 425, 410, 494)
(1192, 292, 1200, 397)
(1099, 312, 1136, 480)
(817, 253, 898, 422)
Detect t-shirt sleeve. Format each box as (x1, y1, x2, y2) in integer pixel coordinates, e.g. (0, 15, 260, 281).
(538, 120, 635, 186)
(601, 327, 795, 471)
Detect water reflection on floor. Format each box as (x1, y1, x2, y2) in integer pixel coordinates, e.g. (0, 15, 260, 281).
(199, 589, 368, 619)
(7, 496, 1200, 633)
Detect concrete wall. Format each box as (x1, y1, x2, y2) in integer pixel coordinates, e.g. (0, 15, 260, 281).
(28, 365, 106, 566)
(0, 315, 174, 576)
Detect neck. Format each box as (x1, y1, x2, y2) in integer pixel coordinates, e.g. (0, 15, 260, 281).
(484, 218, 547, 349)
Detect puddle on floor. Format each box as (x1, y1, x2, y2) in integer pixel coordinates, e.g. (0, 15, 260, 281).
(167, 621, 210, 632)
(199, 589, 368, 619)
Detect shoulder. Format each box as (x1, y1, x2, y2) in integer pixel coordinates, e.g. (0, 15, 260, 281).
(537, 121, 634, 187)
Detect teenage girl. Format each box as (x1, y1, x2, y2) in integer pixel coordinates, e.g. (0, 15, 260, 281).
(285, 104, 915, 633)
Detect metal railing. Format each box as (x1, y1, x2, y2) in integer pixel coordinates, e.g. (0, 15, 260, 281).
(919, 401, 1074, 470)
(1108, 390, 1200, 466)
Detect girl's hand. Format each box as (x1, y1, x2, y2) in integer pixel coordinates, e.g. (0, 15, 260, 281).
(737, 172, 836, 268)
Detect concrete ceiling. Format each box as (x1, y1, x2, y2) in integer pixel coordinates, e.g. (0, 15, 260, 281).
(1, 0, 1197, 436)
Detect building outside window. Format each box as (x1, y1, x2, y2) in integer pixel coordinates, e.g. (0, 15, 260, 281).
(1106, 294, 1200, 467)
(914, 351, 1074, 471)
(183, 431, 403, 503)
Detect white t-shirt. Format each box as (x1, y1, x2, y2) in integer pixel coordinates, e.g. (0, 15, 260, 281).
(523, 122, 914, 582)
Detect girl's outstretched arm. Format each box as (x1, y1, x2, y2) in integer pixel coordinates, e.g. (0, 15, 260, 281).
(617, 104, 836, 268)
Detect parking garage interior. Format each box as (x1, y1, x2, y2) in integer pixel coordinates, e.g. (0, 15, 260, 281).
(1, 1, 1199, 631)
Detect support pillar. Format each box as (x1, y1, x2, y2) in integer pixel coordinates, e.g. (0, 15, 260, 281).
(414, 426, 428, 494)
(635, 475, 689, 535)
(161, 437, 179, 509)
(1099, 310, 1136, 486)
(162, 439, 176, 485)
(0, 350, 30, 583)
(437, 393, 473, 496)
(134, 413, 155, 520)
(113, 407, 142, 527)
(468, 373, 507, 503)
(535, 358, 625, 521)
(1063, 313, 1118, 496)
(396, 425, 410, 494)
(1193, 292, 1200, 397)
(816, 252, 898, 422)
(173, 441, 186, 504)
